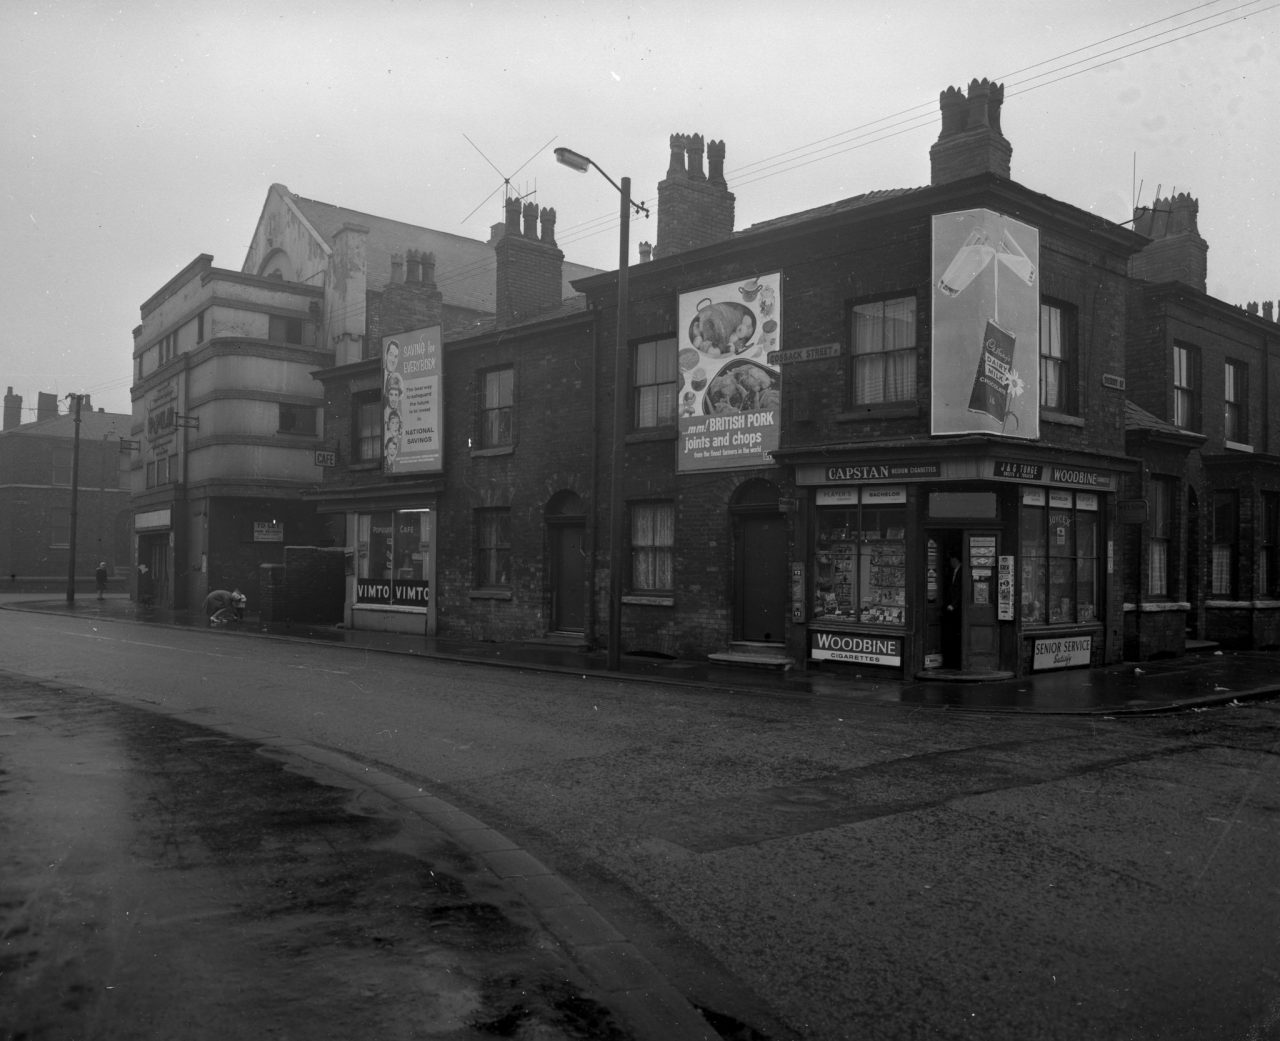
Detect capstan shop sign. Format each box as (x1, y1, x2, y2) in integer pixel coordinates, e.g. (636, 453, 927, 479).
(810, 631, 902, 666)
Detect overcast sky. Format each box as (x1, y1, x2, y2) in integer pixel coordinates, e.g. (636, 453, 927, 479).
(2, 0, 1276, 417)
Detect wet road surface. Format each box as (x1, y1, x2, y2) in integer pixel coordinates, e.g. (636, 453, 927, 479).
(0, 673, 646, 1041)
(2, 604, 1280, 1040)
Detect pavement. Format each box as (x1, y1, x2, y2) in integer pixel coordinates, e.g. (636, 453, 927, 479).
(7, 593, 1280, 715)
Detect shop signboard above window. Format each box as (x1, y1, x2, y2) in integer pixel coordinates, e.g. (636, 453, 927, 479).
(931, 209, 1040, 440)
(382, 326, 443, 475)
(676, 272, 781, 473)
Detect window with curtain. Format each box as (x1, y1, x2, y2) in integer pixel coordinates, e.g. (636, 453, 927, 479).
(1224, 360, 1248, 443)
(633, 338, 677, 429)
(1211, 491, 1237, 597)
(1173, 344, 1198, 429)
(1148, 477, 1174, 597)
(474, 508, 511, 589)
(1040, 301, 1077, 414)
(353, 391, 382, 463)
(851, 295, 916, 404)
(630, 502, 674, 592)
(1019, 490, 1099, 624)
(1262, 492, 1280, 598)
(479, 366, 514, 448)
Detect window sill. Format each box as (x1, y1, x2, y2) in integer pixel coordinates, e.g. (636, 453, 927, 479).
(622, 594, 674, 607)
(348, 461, 382, 471)
(471, 445, 514, 458)
(1042, 410, 1084, 427)
(836, 403, 918, 422)
(625, 426, 676, 444)
(469, 588, 513, 600)
(1225, 440, 1254, 453)
(1122, 601, 1191, 612)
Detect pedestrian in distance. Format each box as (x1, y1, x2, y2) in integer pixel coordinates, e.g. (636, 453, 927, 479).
(95, 561, 108, 600)
(137, 564, 155, 607)
(203, 588, 247, 627)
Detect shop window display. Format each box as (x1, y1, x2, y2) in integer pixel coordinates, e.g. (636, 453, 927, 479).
(1020, 489, 1098, 625)
(814, 504, 907, 625)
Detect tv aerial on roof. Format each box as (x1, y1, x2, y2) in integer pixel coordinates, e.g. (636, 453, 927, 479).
(459, 133, 557, 226)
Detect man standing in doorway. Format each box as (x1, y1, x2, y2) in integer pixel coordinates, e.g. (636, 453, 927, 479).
(941, 552, 964, 669)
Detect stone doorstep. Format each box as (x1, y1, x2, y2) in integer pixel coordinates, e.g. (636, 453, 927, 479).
(707, 643, 794, 670)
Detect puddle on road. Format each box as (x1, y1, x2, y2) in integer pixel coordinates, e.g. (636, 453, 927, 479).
(0, 675, 636, 1041)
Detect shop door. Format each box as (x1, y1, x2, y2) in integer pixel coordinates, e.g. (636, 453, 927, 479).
(736, 513, 788, 642)
(928, 529, 999, 671)
(964, 531, 1000, 671)
(550, 521, 586, 633)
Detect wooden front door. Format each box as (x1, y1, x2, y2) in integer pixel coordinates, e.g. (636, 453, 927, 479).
(550, 521, 586, 633)
(736, 513, 788, 642)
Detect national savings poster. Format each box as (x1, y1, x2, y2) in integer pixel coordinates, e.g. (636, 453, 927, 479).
(382, 325, 442, 474)
(677, 272, 782, 472)
(931, 209, 1039, 439)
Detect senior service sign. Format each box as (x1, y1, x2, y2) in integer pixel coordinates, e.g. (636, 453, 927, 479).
(382, 325, 443, 474)
(677, 273, 782, 473)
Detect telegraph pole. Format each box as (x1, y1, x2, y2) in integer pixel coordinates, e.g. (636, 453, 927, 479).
(65, 393, 83, 605)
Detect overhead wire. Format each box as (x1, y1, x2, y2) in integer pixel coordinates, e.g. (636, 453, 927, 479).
(553, 0, 1274, 250)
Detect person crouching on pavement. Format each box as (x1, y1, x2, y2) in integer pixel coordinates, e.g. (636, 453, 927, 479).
(204, 588, 246, 626)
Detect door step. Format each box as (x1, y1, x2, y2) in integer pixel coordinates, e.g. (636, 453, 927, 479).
(708, 642, 794, 670)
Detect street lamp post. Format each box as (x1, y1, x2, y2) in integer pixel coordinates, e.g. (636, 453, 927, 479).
(554, 147, 649, 671)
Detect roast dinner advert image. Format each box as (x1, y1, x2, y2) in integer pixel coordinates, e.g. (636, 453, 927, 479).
(677, 272, 782, 473)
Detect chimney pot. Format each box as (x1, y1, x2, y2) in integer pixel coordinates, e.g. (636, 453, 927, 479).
(686, 133, 706, 182)
(390, 252, 405, 283)
(707, 140, 727, 188)
(638, 241, 653, 263)
(522, 201, 539, 239)
(505, 196, 521, 234)
(539, 207, 557, 246)
(667, 133, 687, 178)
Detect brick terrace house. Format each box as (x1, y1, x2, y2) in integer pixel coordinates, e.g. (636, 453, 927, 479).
(1124, 194, 1280, 656)
(1, 389, 131, 587)
(569, 82, 1147, 679)
(131, 184, 599, 619)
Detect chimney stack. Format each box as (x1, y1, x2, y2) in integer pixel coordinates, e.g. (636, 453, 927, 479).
(494, 198, 565, 324)
(1130, 194, 1208, 293)
(929, 78, 1012, 185)
(3, 387, 21, 431)
(654, 132, 736, 260)
(36, 392, 58, 422)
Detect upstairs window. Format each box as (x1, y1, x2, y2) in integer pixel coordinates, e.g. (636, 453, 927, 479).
(1173, 344, 1199, 430)
(268, 315, 316, 346)
(1224, 360, 1248, 444)
(478, 367, 514, 449)
(278, 404, 318, 436)
(1040, 301, 1078, 414)
(851, 295, 916, 404)
(52, 447, 72, 485)
(633, 337, 678, 429)
(353, 391, 382, 463)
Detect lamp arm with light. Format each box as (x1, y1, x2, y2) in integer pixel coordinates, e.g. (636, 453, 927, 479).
(554, 148, 649, 217)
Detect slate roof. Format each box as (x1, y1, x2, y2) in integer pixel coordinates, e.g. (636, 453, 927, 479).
(285, 190, 601, 314)
(3, 410, 132, 440)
